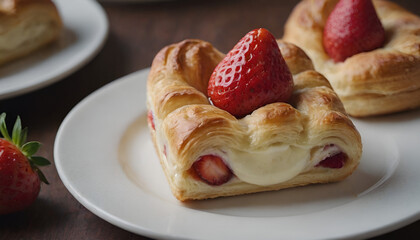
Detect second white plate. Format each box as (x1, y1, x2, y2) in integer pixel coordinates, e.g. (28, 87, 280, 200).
(55, 69, 420, 240)
(0, 0, 108, 100)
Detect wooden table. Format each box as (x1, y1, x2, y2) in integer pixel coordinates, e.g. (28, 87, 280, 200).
(1, 0, 419, 239)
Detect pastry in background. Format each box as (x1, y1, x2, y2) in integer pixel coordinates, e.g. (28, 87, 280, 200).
(283, 0, 420, 117)
(0, 0, 62, 66)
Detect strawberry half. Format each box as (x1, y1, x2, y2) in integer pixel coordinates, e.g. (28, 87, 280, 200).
(192, 155, 233, 186)
(0, 113, 50, 215)
(323, 0, 385, 62)
(208, 28, 294, 118)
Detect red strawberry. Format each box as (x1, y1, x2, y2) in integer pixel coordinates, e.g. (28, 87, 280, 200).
(316, 152, 347, 169)
(323, 0, 385, 62)
(192, 155, 232, 186)
(208, 28, 293, 118)
(0, 113, 50, 215)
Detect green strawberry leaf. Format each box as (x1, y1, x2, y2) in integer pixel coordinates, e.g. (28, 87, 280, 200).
(31, 156, 51, 166)
(33, 165, 49, 184)
(22, 141, 41, 157)
(0, 112, 12, 141)
(20, 127, 28, 147)
(12, 116, 22, 147)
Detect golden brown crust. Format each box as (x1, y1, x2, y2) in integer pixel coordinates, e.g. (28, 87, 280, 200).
(277, 40, 315, 74)
(283, 0, 420, 117)
(147, 39, 362, 201)
(147, 40, 224, 119)
(0, 0, 62, 66)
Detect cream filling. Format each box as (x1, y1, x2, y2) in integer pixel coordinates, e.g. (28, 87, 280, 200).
(194, 144, 344, 186)
(225, 145, 310, 186)
(151, 107, 343, 187)
(158, 133, 344, 187)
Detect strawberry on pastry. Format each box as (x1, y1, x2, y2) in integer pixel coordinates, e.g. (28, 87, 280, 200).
(208, 28, 294, 118)
(0, 113, 50, 215)
(323, 0, 385, 62)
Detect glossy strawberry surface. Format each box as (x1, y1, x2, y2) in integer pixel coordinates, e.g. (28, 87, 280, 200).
(0, 139, 40, 214)
(323, 0, 385, 62)
(208, 28, 293, 118)
(0, 113, 50, 215)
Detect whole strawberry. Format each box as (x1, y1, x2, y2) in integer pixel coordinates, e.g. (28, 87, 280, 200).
(323, 0, 385, 62)
(208, 28, 294, 118)
(0, 113, 50, 215)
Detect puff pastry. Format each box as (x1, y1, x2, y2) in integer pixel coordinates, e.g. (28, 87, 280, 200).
(0, 0, 62, 66)
(283, 0, 420, 117)
(147, 39, 362, 201)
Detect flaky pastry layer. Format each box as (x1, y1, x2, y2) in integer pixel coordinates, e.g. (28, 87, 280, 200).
(283, 0, 420, 117)
(147, 39, 362, 201)
(0, 0, 62, 66)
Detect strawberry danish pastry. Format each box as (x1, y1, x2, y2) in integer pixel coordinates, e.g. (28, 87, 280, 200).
(283, 0, 420, 117)
(147, 28, 362, 201)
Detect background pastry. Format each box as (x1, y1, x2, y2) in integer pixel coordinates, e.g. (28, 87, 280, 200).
(283, 0, 420, 117)
(0, 0, 62, 66)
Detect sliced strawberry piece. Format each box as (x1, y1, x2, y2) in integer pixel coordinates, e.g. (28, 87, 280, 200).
(147, 110, 155, 130)
(316, 152, 347, 169)
(208, 28, 293, 118)
(192, 155, 233, 186)
(323, 0, 385, 62)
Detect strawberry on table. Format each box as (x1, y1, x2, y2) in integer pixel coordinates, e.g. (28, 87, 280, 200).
(323, 0, 385, 62)
(208, 28, 294, 118)
(0, 113, 50, 215)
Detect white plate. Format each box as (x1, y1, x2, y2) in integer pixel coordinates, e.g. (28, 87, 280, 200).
(55, 69, 420, 240)
(0, 0, 108, 100)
